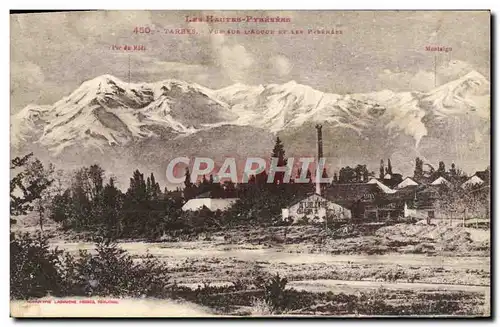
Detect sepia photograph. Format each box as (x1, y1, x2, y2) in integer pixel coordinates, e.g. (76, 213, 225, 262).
(9, 10, 491, 318)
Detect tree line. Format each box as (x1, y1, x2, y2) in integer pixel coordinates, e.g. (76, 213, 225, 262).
(10, 137, 490, 240)
(9, 138, 317, 239)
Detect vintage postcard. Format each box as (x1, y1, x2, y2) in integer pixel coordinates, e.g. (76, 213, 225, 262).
(10, 10, 490, 317)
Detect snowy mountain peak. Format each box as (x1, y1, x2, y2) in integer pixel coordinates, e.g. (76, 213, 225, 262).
(89, 73, 123, 84)
(78, 74, 135, 94)
(462, 70, 489, 83)
(12, 71, 490, 163)
(432, 70, 489, 95)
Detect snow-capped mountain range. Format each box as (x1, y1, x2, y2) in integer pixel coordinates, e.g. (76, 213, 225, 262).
(11, 71, 490, 180)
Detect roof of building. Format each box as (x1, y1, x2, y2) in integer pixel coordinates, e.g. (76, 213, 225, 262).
(284, 193, 350, 210)
(194, 191, 238, 199)
(182, 197, 239, 211)
(397, 177, 419, 188)
(385, 183, 442, 203)
(474, 170, 490, 182)
(324, 183, 385, 203)
(195, 191, 214, 199)
(462, 175, 485, 188)
(430, 176, 451, 186)
(367, 178, 397, 194)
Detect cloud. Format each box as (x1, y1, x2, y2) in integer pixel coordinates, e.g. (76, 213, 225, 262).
(378, 68, 437, 92)
(187, 21, 255, 83)
(218, 44, 254, 82)
(437, 60, 474, 83)
(141, 60, 213, 85)
(11, 61, 45, 88)
(72, 11, 153, 38)
(10, 11, 489, 111)
(11, 61, 46, 110)
(378, 60, 476, 92)
(145, 60, 207, 74)
(377, 69, 418, 91)
(269, 55, 292, 77)
(408, 70, 438, 91)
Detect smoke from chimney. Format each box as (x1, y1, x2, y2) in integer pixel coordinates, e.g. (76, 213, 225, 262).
(316, 124, 323, 195)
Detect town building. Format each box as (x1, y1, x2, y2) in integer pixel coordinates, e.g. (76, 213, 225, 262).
(281, 193, 351, 224)
(367, 178, 397, 194)
(462, 175, 485, 189)
(392, 185, 441, 221)
(462, 170, 490, 189)
(397, 177, 419, 189)
(381, 172, 403, 188)
(430, 176, 452, 187)
(323, 183, 403, 221)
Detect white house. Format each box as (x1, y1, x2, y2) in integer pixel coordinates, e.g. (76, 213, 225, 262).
(281, 193, 351, 224)
(367, 178, 397, 194)
(430, 176, 452, 187)
(461, 175, 485, 189)
(397, 177, 419, 189)
(404, 202, 435, 220)
(181, 198, 239, 212)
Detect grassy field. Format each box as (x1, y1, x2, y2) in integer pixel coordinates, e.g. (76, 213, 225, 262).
(12, 219, 491, 317)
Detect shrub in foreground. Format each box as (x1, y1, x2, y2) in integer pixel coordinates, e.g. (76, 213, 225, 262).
(11, 233, 170, 299)
(10, 233, 63, 299)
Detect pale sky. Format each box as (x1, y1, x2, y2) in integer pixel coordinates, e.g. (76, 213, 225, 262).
(10, 10, 490, 113)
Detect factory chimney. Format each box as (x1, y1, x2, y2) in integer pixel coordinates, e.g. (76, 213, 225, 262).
(315, 124, 323, 196)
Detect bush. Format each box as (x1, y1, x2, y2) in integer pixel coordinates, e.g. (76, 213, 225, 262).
(60, 240, 170, 298)
(11, 233, 171, 299)
(264, 273, 289, 313)
(10, 233, 63, 299)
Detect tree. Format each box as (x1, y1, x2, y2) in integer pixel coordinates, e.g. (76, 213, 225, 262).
(363, 169, 369, 182)
(387, 158, 393, 175)
(50, 190, 73, 227)
(184, 168, 192, 188)
(49, 165, 107, 231)
(379, 159, 385, 179)
(122, 170, 148, 235)
(462, 184, 490, 222)
(414, 157, 424, 180)
(271, 137, 287, 166)
(68, 168, 93, 230)
(88, 165, 104, 200)
(101, 178, 122, 239)
(149, 173, 161, 199)
(339, 166, 357, 183)
(24, 159, 56, 233)
(223, 180, 237, 198)
(438, 161, 446, 175)
(449, 163, 457, 177)
(146, 176, 152, 198)
(320, 168, 329, 191)
(128, 170, 147, 200)
(354, 164, 369, 182)
(183, 168, 197, 200)
(270, 137, 287, 184)
(10, 154, 53, 220)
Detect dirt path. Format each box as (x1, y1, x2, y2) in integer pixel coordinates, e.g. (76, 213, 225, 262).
(288, 279, 490, 294)
(51, 241, 490, 270)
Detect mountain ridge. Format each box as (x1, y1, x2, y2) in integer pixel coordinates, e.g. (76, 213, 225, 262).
(11, 71, 490, 179)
